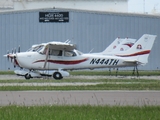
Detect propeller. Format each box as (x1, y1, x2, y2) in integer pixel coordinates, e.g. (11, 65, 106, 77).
(7, 50, 9, 61)
(14, 47, 16, 54)
(18, 45, 20, 53)
(5, 45, 21, 68)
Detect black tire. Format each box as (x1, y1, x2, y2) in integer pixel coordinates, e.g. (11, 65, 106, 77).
(53, 72, 63, 80)
(25, 73, 31, 80)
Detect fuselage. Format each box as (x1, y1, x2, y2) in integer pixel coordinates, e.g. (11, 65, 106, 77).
(15, 50, 136, 70)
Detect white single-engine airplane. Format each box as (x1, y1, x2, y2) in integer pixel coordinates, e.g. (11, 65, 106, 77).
(13, 37, 136, 78)
(4, 34, 156, 80)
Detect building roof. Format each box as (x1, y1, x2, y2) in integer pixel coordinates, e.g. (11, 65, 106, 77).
(0, 7, 159, 18)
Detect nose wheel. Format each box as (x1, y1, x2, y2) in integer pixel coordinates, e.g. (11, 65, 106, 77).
(53, 72, 63, 80)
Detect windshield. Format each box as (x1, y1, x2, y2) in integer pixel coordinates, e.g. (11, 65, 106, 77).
(26, 45, 44, 52)
(26, 48, 32, 52)
(76, 50, 83, 55)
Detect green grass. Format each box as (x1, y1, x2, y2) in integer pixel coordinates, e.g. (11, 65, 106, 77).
(0, 78, 160, 91)
(0, 78, 131, 83)
(0, 81, 160, 91)
(0, 78, 159, 83)
(0, 105, 160, 120)
(70, 70, 160, 76)
(1, 70, 160, 76)
(0, 71, 14, 75)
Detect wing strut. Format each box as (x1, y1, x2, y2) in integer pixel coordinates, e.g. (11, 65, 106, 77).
(43, 45, 50, 69)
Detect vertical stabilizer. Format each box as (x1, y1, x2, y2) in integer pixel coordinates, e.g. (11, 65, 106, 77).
(116, 34, 157, 64)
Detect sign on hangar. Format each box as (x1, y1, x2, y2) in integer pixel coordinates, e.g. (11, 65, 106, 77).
(39, 12, 69, 22)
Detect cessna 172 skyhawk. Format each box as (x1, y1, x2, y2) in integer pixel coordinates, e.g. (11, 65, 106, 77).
(4, 34, 156, 80)
(6, 36, 136, 79)
(5, 36, 136, 79)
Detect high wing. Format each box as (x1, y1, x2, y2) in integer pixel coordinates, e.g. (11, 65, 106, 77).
(44, 42, 76, 51)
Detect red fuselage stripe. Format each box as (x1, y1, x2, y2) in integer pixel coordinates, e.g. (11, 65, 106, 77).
(116, 50, 150, 57)
(33, 58, 88, 65)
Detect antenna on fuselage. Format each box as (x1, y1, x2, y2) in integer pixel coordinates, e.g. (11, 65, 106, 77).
(89, 48, 94, 53)
(64, 39, 71, 44)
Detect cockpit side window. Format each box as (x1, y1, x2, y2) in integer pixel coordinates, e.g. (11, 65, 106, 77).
(37, 46, 77, 57)
(49, 49, 62, 56)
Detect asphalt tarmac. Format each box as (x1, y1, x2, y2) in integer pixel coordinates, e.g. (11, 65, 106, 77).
(0, 91, 160, 106)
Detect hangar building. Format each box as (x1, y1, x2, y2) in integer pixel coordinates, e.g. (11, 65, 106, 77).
(0, 8, 160, 70)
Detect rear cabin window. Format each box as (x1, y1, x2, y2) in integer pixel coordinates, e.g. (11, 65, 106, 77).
(64, 51, 76, 57)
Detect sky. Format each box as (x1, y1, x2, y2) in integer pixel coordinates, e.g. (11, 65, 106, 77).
(128, 0, 160, 13)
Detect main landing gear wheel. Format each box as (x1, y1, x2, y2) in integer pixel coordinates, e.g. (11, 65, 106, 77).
(53, 72, 63, 80)
(25, 73, 31, 80)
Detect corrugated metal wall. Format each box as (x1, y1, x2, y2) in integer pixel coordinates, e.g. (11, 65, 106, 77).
(0, 8, 160, 70)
